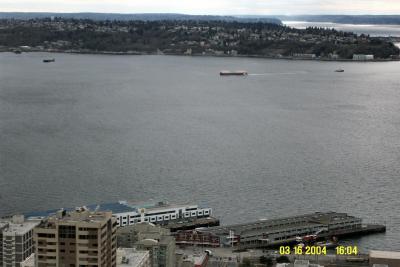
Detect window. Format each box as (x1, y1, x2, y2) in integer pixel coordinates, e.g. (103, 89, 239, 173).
(38, 233, 56, 238)
(59, 226, 76, 239)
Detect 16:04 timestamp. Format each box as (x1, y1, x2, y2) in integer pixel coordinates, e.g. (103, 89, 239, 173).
(336, 246, 358, 255)
(279, 245, 358, 255)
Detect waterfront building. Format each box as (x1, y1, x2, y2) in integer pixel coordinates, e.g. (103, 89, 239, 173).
(33, 209, 117, 267)
(353, 54, 374, 61)
(369, 251, 400, 267)
(0, 215, 39, 267)
(117, 248, 150, 267)
(25, 201, 213, 228)
(293, 53, 317, 59)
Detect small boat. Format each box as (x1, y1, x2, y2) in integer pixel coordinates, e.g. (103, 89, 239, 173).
(220, 70, 248, 76)
(13, 50, 22, 54)
(43, 58, 55, 63)
(335, 69, 344, 72)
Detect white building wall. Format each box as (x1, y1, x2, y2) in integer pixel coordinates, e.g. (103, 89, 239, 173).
(114, 205, 212, 227)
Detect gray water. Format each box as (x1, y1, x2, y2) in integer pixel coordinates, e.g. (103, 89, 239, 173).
(284, 21, 400, 37)
(1, 52, 400, 252)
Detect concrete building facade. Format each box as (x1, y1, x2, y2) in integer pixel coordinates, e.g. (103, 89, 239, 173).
(116, 223, 175, 267)
(33, 209, 117, 267)
(0, 215, 39, 267)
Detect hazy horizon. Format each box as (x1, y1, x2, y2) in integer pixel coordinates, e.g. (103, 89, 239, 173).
(1, 11, 400, 16)
(1, 0, 400, 15)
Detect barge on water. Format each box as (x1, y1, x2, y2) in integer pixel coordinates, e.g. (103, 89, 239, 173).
(43, 58, 55, 63)
(24, 200, 218, 230)
(220, 70, 248, 76)
(197, 212, 385, 250)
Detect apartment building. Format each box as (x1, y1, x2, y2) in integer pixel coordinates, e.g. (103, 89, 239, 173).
(33, 209, 117, 267)
(0, 215, 39, 267)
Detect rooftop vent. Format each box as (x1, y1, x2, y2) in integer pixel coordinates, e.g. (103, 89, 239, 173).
(121, 256, 129, 264)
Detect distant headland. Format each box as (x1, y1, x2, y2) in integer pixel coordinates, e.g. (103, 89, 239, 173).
(0, 16, 399, 61)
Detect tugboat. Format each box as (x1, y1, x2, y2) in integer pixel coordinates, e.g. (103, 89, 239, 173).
(43, 58, 55, 63)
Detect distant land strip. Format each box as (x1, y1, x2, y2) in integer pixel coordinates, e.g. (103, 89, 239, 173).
(2, 13, 400, 25)
(0, 12, 282, 25)
(0, 18, 399, 60)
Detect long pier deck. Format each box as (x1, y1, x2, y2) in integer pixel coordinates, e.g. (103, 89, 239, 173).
(235, 224, 386, 250)
(162, 217, 220, 232)
(198, 212, 386, 250)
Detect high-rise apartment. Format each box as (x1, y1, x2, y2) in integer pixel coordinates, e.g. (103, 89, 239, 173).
(33, 209, 117, 267)
(0, 215, 39, 267)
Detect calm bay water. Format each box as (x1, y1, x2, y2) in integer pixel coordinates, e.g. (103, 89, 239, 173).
(1, 53, 400, 251)
(284, 21, 400, 37)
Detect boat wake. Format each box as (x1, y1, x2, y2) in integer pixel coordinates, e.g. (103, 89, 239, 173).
(249, 71, 308, 76)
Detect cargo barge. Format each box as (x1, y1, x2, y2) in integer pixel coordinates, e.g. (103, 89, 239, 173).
(196, 212, 385, 250)
(24, 200, 217, 229)
(220, 70, 248, 76)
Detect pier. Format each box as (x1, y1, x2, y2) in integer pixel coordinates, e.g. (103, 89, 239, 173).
(197, 212, 386, 250)
(163, 217, 220, 232)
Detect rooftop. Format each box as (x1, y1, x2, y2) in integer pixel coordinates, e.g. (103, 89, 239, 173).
(117, 248, 149, 267)
(201, 212, 361, 235)
(25, 200, 203, 218)
(37, 210, 113, 228)
(0, 216, 40, 235)
(240, 222, 324, 237)
(370, 250, 400, 260)
(20, 253, 35, 267)
(183, 253, 208, 265)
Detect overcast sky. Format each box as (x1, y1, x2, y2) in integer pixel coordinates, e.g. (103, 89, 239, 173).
(1, 0, 399, 15)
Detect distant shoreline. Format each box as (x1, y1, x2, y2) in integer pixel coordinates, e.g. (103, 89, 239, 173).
(2, 49, 399, 62)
